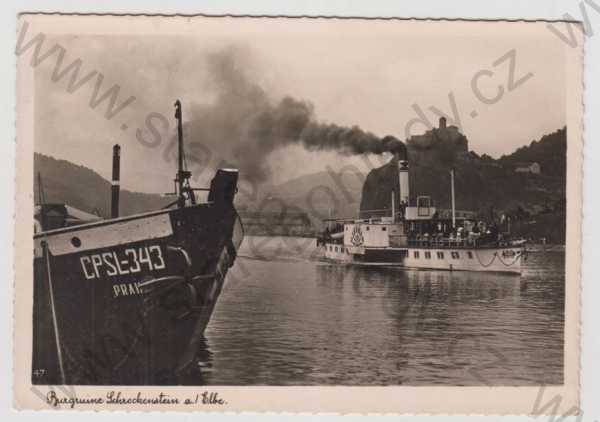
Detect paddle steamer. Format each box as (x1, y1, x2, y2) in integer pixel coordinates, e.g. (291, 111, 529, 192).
(317, 142, 525, 274)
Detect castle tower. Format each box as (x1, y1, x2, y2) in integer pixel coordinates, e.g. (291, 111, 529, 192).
(439, 116, 447, 129)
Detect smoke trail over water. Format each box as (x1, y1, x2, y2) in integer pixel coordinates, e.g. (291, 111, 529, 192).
(183, 47, 404, 183)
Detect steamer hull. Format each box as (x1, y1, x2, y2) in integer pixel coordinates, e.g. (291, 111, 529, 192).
(323, 241, 523, 274)
(33, 202, 244, 385)
(320, 217, 525, 274)
(401, 246, 523, 273)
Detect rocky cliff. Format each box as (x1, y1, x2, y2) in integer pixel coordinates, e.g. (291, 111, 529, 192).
(359, 126, 567, 242)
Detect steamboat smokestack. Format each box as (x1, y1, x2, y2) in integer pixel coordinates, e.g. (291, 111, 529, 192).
(111, 144, 120, 218)
(394, 143, 409, 206)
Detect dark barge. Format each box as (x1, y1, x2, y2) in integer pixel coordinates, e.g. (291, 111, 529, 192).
(32, 101, 244, 385)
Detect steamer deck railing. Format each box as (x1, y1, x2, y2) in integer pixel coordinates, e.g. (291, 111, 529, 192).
(407, 237, 526, 249)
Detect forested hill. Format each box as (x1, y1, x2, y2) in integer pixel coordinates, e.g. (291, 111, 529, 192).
(499, 127, 566, 177)
(33, 125, 568, 242)
(358, 126, 567, 243)
(34, 153, 171, 217)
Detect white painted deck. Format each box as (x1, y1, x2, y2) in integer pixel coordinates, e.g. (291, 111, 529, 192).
(401, 247, 523, 273)
(323, 242, 523, 274)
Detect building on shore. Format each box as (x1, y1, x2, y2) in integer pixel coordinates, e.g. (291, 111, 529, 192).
(514, 162, 541, 174)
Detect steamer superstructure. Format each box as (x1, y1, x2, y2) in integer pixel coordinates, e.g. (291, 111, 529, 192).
(317, 139, 525, 274)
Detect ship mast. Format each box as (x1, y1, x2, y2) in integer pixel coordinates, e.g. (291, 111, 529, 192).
(111, 144, 120, 218)
(450, 168, 456, 229)
(391, 190, 395, 223)
(174, 100, 194, 207)
(174, 100, 185, 203)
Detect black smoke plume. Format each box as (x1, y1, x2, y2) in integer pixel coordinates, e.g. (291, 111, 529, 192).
(182, 47, 405, 183)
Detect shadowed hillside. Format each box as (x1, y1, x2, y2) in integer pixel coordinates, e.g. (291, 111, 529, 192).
(33, 153, 317, 236)
(358, 125, 567, 243)
(34, 124, 567, 242)
(499, 127, 567, 177)
(34, 153, 172, 217)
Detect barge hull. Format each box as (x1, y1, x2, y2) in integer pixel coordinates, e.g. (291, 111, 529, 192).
(33, 203, 243, 385)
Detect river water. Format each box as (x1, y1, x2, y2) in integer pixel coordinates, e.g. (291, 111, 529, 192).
(196, 236, 564, 386)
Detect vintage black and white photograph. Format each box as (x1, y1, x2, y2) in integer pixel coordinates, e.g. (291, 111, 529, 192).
(14, 14, 583, 413)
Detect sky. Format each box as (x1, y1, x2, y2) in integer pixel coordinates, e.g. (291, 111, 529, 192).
(31, 18, 567, 193)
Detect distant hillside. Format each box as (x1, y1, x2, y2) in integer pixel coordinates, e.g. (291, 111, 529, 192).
(242, 126, 568, 226)
(252, 170, 364, 220)
(34, 153, 319, 236)
(34, 125, 568, 242)
(34, 153, 171, 217)
(357, 125, 567, 243)
(359, 149, 566, 216)
(499, 127, 566, 177)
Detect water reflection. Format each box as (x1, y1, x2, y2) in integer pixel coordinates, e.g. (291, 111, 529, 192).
(192, 237, 564, 386)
